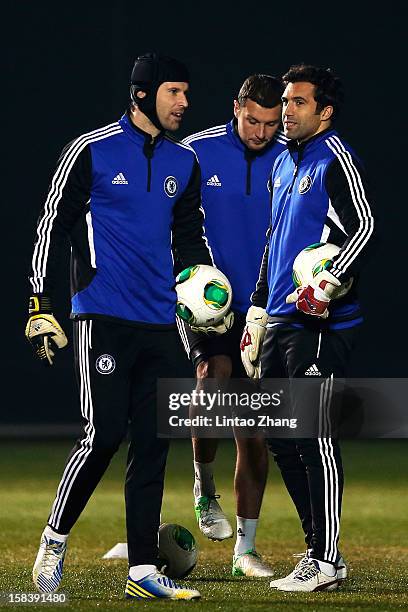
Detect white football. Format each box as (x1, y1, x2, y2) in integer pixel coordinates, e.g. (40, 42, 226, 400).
(292, 242, 353, 299)
(175, 264, 232, 327)
(158, 523, 198, 579)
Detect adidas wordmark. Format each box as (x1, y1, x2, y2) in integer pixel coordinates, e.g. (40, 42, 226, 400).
(112, 172, 128, 184)
(206, 175, 222, 187)
(305, 364, 322, 376)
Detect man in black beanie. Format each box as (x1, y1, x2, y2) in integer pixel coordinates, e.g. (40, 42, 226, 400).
(27, 52, 220, 600)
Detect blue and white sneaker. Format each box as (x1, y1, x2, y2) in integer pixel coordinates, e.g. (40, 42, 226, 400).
(125, 570, 201, 600)
(33, 529, 67, 592)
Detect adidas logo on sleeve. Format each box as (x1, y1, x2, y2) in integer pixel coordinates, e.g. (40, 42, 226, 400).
(112, 172, 128, 184)
(206, 175, 222, 187)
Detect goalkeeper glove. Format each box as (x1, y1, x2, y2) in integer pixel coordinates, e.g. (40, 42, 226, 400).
(190, 311, 234, 336)
(240, 306, 268, 379)
(286, 269, 342, 319)
(25, 295, 68, 365)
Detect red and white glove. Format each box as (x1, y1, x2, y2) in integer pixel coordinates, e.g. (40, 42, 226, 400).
(286, 270, 341, 319)
(240, 306, 268, 379)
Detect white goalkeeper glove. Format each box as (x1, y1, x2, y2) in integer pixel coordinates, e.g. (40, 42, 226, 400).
(240, 306, 268, 379)
(25, 296, 68, 366)
(190, 311, 234, 336)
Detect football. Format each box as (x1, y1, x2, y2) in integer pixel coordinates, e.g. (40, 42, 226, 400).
(158, 523, 198, 579)
(292, 242, 353, 299)
(175, 264, 232, 327)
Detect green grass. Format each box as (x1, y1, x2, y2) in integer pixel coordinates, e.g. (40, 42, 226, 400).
(0, 440, 407, 611)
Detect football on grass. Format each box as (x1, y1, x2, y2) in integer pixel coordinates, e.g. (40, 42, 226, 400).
(175, 264, 232, 327)
(158, 523, 198, 579)
(292, 242, 353, 299)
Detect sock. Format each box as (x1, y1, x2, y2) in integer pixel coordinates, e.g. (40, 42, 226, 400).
(193, 461, 216, 500)
(311, 559, 336, 576)
(234, 517, 258, 556)
(129, 565, 157, 581)
(44, 525, 69, 542)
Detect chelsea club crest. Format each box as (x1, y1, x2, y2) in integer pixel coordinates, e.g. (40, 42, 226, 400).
(164, 176, 178, 197)
(298, 175, 313, 194)
(96, 354, 116, 375)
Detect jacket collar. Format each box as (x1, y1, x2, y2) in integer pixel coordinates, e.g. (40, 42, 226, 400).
(287, 127, 337, 156)
(119, 112, 165, 147)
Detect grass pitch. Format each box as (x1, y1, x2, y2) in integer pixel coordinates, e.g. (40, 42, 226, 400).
(0, 439, 407, 611)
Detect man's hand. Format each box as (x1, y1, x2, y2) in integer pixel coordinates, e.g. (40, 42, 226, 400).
(240, 306, 268, 379)
(286, 270, 342, 319)
(190, 311, 234, 336)
(25, 296, 68, 365)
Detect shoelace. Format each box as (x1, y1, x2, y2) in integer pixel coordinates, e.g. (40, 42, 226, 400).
(290, 550, 313, 571)
(235, 549, 261, 562)
(292, 551, 307, 559)
(292, 561, 318, 582)
(197, 494, 220, 513)
(156, 575, 180, 589)
(42, 543, 64, 577)
(248, 549, 261, 560)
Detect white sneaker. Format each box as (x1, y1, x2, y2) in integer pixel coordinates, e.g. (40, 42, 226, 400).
(270, 550, 347, 589)
(33, 530, 67, 592)
(278, 558, 338, 592)
(269, 552, 309, 588)
(125, 570, 200, 600)
(336, 554, 347, 581)
(194, 495, 233, 541)
(232, 549, 274, 577)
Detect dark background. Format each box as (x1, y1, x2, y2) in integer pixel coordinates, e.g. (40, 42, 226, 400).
(3, 1, 406, 427)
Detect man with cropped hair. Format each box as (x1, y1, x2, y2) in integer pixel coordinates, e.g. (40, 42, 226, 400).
(179, 74, 288, 577)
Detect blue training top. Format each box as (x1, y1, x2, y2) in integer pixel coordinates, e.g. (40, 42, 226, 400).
(184, 120, 287, 315)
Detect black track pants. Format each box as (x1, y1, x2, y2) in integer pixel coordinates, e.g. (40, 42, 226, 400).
(47, 318, 188, 567)
(260, 324, 356, 563)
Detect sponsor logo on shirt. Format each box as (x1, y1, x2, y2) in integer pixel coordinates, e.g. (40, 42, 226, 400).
(206, 175, 222, 187)
(112, 172, 128, 184)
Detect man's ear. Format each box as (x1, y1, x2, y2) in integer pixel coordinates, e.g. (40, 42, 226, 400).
(233, 99, 241, 118)
(321, 105, 333, 122)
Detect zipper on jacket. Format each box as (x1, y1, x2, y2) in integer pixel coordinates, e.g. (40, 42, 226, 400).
(143, 138, 155, 192)
(289, 163, 298, 194)
(245, 149, 254, 195)
(288, 148, 303, 194)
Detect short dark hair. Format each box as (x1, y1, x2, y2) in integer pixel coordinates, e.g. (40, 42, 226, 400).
(237, 74, 283, 109)
(282, 64, 344, 120)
